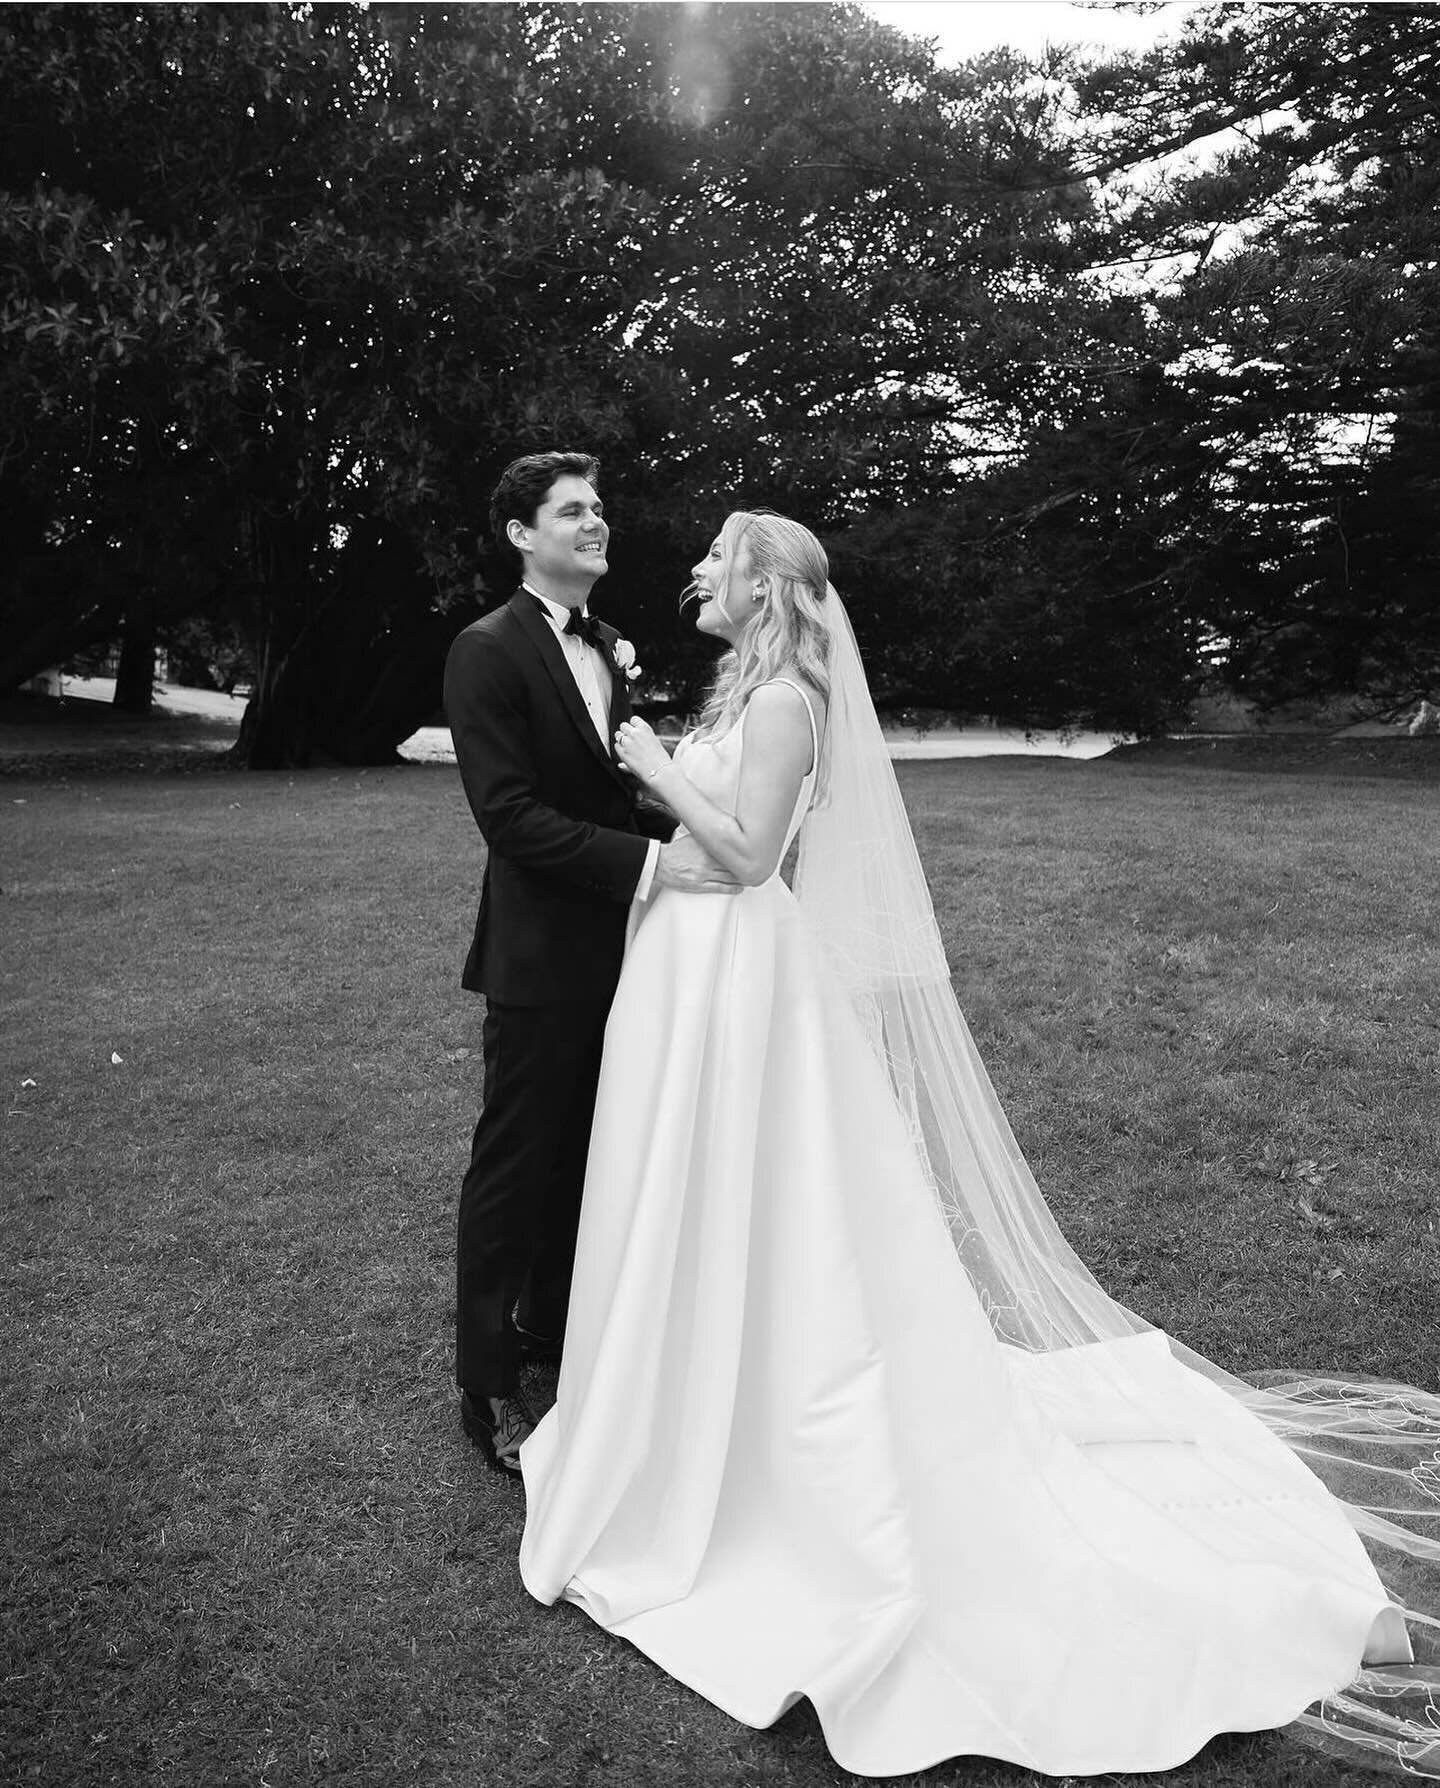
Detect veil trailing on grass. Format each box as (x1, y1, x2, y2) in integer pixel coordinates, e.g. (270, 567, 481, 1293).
(792, 588, 1440, 1777)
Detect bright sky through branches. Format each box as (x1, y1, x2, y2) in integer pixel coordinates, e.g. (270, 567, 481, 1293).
(862, 1, 1195, 63)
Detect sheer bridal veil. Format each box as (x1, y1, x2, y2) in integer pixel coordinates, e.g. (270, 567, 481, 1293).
(792, 587, 1440, 1776)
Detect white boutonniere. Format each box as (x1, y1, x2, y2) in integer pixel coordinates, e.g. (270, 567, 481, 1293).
(612, 637, 642, 682)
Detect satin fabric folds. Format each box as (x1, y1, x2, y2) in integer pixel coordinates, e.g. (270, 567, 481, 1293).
(518, 707, 1398, 1779)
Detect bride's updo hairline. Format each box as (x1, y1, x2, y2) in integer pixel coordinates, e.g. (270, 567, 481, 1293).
(694, 510, 832, 742)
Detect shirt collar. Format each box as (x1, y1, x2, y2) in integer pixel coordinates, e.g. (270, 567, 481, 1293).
(522, 583, 586, 630)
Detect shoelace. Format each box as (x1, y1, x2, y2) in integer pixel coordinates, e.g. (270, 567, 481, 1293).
(495, 1397, 534, 1455)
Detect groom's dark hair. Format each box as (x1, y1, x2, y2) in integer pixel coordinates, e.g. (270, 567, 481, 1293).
(490, 451, 600, 560)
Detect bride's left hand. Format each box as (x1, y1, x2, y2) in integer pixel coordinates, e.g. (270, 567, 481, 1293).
(613, 717, 672, 783)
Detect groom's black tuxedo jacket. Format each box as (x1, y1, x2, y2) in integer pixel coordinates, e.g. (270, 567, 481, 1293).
(444, 588, 673, 1006)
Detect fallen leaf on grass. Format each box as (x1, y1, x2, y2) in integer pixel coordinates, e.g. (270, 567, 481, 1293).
(21, 1078, 36, 1088)
(1254, 1146, 1338, 1187)
(110, 1052, 124, 1066)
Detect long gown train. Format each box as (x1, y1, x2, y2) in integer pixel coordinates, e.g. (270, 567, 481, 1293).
(519, 695, 1420, 1778)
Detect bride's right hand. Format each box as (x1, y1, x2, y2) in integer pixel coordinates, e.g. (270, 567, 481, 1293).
(614, 716, 672, 783)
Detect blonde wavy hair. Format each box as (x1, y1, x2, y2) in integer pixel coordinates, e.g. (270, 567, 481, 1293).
(691, 510, 833, 743)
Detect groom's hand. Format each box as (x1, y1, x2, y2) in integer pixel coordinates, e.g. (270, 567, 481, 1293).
(655, 833, 742, 895)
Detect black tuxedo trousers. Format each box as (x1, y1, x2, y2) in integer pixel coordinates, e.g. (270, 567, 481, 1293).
(444, 590, 671, 1397)
(455, 995, 611, 1396)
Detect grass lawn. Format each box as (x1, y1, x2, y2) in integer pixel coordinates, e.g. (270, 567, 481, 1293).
(2, 747, 1437, 1788)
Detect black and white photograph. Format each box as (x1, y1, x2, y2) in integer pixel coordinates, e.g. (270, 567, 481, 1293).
(3, 2, 1438, 1784)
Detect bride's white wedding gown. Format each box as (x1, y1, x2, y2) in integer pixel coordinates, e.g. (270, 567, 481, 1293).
(519, 686, 1409, 1778)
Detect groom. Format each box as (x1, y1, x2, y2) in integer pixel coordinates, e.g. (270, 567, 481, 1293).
(444, 450, 734, 1476)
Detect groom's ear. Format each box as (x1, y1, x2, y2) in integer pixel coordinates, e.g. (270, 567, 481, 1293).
(507, 518, 530, 554)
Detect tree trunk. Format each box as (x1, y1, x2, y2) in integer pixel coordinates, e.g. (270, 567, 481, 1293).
(232, 642, 316, 768)
(112, 605, 157, 713)
(228, 513, 325, 768)
(310, 606, 467, 765)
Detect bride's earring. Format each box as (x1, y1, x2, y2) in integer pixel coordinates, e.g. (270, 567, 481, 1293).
(752, 584, 766, 604)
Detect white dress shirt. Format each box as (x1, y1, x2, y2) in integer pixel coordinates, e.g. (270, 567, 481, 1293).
(524, 583, 659, 903)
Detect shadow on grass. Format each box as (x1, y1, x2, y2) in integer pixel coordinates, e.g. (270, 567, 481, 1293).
(1111, 733, 1440, 781)
(0, 689, 242, 778)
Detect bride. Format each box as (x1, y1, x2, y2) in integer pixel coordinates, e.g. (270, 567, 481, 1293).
(517, 510, 1440, 1779)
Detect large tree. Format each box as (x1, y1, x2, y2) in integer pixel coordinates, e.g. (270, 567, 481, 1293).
(0, 178, 240, 708)
(1060, 0, 1440, 714)
(11, 2, 1433, 755)
(0, 4, 663, 757)
(2, 3, 1126, 759)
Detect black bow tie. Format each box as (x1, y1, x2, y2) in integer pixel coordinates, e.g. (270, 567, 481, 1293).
(562, 607, 605, 651)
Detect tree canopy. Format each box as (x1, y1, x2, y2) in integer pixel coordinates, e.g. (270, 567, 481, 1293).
(1073, 0, 1440, 713)
(1, 1, 1434, 763)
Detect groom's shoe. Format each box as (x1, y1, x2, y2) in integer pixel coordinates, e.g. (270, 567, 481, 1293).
(510, 1300, 562, 1364)
(460, 1388, 535, 1478)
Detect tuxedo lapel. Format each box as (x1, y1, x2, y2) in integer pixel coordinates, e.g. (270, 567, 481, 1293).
(600, 622, 633, 736)
(507, 591, 630, 787)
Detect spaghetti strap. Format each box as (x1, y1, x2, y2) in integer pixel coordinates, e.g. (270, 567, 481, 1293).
(762, 677, 820, 777)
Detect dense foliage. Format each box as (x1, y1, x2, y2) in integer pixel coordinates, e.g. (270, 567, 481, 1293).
(1, 2, 1435, 762)
(1074, 0, 1440, 714)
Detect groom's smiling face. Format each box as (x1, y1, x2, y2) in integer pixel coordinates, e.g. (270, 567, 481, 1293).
(512, 474, 609, 602)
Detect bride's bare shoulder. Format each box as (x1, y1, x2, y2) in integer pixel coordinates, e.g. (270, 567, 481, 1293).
(748, 676, 826, 778)
(760, 671, 827, 726)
